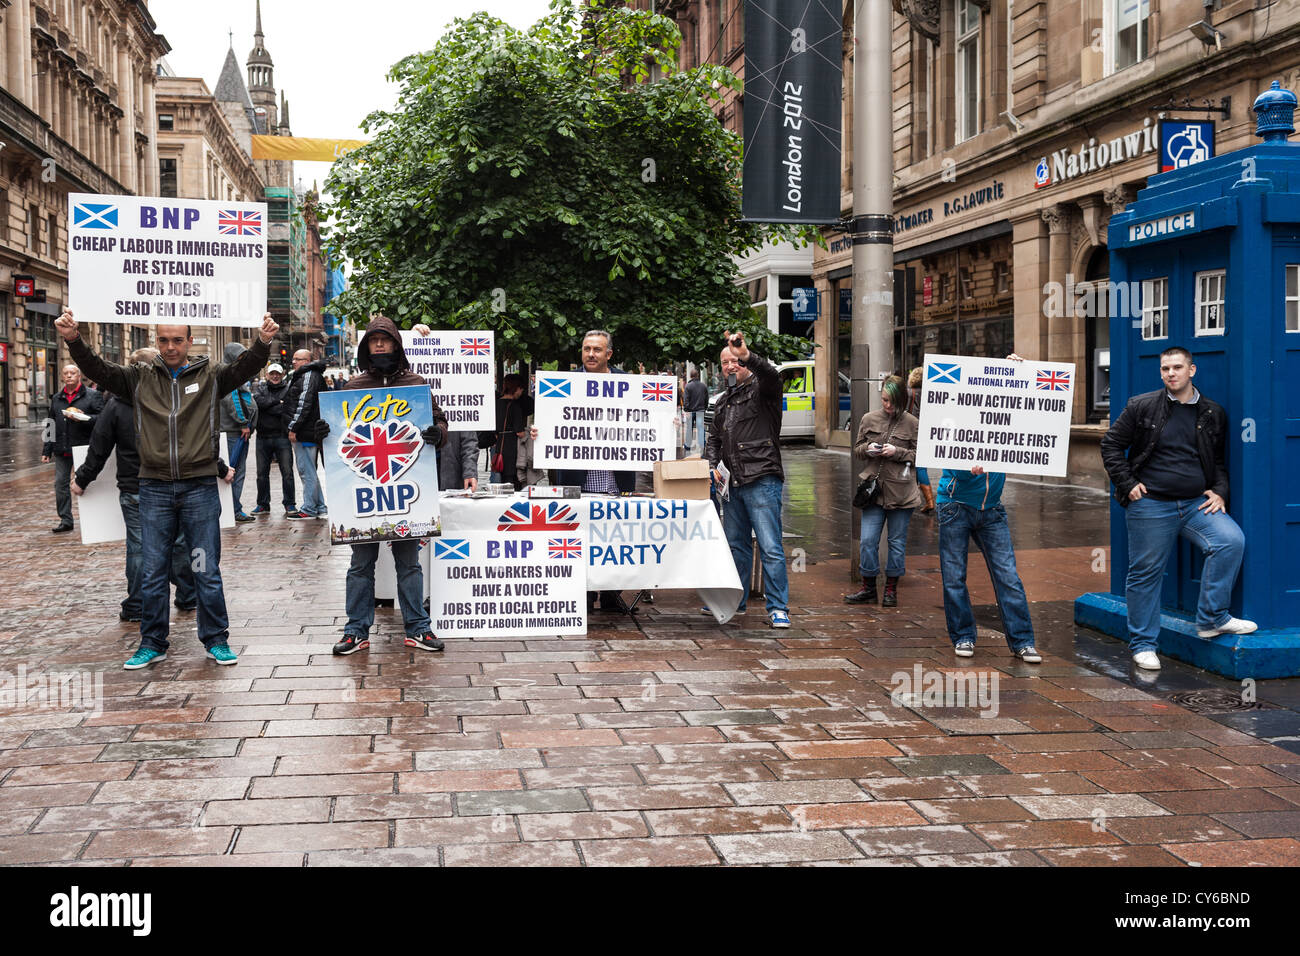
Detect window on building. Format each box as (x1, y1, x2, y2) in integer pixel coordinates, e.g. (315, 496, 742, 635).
(1287, 265, 1300, 333)
(994, 260, 1010, 294)
(1194, 269, 1226, 336)
(27, 205, 38, 252)
(0, 293, 9, 343)
(1140, 277, 1168, 340)
(158, 113, 174, 131)
(956, 0, 981, 142)
(940, 273, 952, 303)
(0, 189, 8, 243)
(160, 158, 177, 198)
(47, 214, 57, 259)
(960, 266, 974, 300)
(130, 326, 148, 352)
(1109, 0, 1151, 74)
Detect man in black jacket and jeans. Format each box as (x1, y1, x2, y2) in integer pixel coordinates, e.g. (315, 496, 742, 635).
(285, 350, 327, 519)
(251, 362, 296, 515)
(42, 363, 104, 532)
(705, 331, 790, 629)
(1100, 346, 1255, 671)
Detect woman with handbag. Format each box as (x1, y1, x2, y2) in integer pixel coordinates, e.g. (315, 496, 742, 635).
(845, 375, 922, 607)
(490, 374, 527, 490)
(907, 366, 936, 514)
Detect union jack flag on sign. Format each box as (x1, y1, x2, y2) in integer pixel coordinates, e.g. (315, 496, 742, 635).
(217, 209, 263, 236)
(459, 337, 491, 356)
(497, 501, 580, 532)
(642, 381, 673, 402)
(1036, 369, 1071, 391)
(548, 538, 582, 559)
(338, 420, 423, 483)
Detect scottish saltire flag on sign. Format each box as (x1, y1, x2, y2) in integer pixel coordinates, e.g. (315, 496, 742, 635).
(73, 203, 118, 229)
(1036, 369, 1072, 391)
(217, 209, 263, 236)
(435, 538, 470, 560)
(399, 330, 494, 432)
(548, 538, 583, 559)
(319, 384, 440, 545)
(533, 371, 678, 472)
(641, 381, 674, 402)
(539, 378, 571, 399)
(497, 501, 581, 532)
(927, 362, 962, 385)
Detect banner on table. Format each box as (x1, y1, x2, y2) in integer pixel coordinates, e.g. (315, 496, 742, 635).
(68, 194, 267, 327)
(319, 385, 439, 545)
(430, 531, 587, 638)
(741, 0, 843, 224)
(399, 330, 494, 431)
(533, 371, 677, 471)
(915, 353, 1075, 478)
(73, 435, 236, 544)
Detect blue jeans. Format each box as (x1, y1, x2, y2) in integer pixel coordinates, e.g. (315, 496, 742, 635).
(723, 475, 789, 614)
(138, 478, 227, 652)
(120, 491, 195, 616)
(294, 441, 326, 516)
(859, 505, 914, 578)
(226, 432, 249, 513)
(1124, 496, 1246, 653)
(938, 501, 1035, 651)
(256, 435, 296, 510)
(687, 411, 707, 451)
(345, 540, 431, 638)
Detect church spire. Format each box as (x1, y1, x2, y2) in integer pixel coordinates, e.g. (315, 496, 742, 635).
(255, 0, 264, 41)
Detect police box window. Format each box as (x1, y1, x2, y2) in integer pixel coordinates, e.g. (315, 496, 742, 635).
(1195, 269, 1226, 336)
(1141, 277, 1168, 340)
(1287, 265, 1300, 333)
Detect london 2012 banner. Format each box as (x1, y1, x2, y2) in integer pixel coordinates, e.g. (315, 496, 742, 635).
(742, 0, 843, 224)
(319, 385, 440, 545)
(67, 194, 267, 326)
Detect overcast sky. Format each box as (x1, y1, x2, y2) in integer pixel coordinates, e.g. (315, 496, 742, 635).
(149, 0, 555, 192)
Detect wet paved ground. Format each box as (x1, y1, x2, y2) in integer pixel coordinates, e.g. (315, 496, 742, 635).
(0, 442, 1297, 866)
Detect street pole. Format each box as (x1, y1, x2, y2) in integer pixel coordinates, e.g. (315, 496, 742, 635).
(849, 0, 895, 579)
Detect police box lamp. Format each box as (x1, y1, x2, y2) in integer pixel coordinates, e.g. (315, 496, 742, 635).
(12, 274, 34, 297)
(1253, 81, 1297, 141)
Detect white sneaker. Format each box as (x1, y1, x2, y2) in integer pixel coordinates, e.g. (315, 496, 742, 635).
(1197, 617, 1258, 638)
(1133, 651, 1162, 670)
(954, 642, 975, 658)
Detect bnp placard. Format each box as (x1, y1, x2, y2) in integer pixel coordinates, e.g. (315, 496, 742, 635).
(533, 371, 677, 471)
(431, 531, 587, 638)
(400, 330, 494, 431)
(319, 385, 440, 545)
(915, 354, 1075, 477)
(68, 194, 267, 326)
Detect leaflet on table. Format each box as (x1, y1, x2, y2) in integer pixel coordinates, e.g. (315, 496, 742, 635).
(399, 330, 495, 431)
(532, 371, 678, 471)
(430, 530, 588, 638)
(915, 353, 1076, 478)
(319, 384, 440, 545)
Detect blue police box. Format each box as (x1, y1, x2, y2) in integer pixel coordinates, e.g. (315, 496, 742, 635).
(1075, 82, 1300, 678)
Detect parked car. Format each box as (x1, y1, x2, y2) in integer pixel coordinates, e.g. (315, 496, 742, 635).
(703, 360, 850, 440)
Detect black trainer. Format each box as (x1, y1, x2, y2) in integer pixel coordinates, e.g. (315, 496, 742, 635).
(333, 634, 370, 655)
(405, 632, 445, 652)
(52, 523, 73, 533)
(844, 582, 878, 605)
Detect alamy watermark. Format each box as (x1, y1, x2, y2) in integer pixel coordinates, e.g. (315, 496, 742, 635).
(889, 663, 1000, 718)
(0, 666, 104, 717)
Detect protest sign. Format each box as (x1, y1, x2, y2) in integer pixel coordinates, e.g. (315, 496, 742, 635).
(430, 531, 587, 638)
(533, 371, 677, 471)
(319, 385, 439, 545)
(915, 354, 1075, 477)
(68, 194, 267, 326)
(400, 330, 495, 431)
(73, 435, 236, 544)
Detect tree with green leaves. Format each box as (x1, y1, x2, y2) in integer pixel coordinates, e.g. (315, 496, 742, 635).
(319, 0, 816, 367)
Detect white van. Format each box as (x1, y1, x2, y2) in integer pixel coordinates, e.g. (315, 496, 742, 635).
(705, 359, 850, 440)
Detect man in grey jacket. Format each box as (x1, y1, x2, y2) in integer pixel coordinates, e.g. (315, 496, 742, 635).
(439, 431, 479, 492)
(218, 342, 259, 521)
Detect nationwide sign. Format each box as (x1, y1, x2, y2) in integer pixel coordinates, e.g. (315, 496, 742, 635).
(741, 0, 842, 223)
(1032, 118, 1159, 190)
(68, 193, 267, 326)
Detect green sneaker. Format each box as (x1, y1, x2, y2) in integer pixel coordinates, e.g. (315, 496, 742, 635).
(124, 648, 166, 670)
(205, 644, 239, 666)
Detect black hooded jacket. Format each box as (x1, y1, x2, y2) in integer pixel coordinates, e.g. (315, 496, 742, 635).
(284, 357, 327, 439)
(344, 315, 447, 448)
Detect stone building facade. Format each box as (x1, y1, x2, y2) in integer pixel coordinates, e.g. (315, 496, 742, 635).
(0, 0, 167, 425)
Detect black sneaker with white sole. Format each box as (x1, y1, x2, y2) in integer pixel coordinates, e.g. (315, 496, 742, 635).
(333, 634, 370, 655)
(405, 632, 445, 652)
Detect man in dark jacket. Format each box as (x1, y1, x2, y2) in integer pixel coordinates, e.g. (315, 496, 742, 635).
(251, 362, 296, 515)
(440, 431, 479, 492)
(284, 349, 328, 519)
(71, 348, 200, 622)
(56, 310, 277, 670)
(219, 342, 259, 521)
(42, 363, 104, 532)
(1100, 345, 1254, 671)
(331, 315, 449, 657)
(684, 369, 709, 453)
(705, 330, 790, 628)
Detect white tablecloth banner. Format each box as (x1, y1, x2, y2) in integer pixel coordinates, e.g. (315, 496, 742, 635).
(439, 494, 742, 622)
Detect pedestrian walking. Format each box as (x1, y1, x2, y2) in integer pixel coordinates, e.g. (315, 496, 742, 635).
(684, 369, 709, 454)
(219, 342, 259, 522)
(251, 362, 297, 515)
(845, 375, 921, 608)
(41, 363, 104, 533)
(907, 366, 936, 514)
(284, 349, 328, 519)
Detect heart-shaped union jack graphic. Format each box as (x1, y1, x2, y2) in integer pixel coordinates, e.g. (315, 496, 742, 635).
(338, 420, 423, 484)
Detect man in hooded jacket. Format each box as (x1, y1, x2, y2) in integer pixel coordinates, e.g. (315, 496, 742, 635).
(218, 342, 259, 521)
(329, 315, 450, 656)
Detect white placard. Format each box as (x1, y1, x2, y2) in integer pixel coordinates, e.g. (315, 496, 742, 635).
(430, 531, 587, 638)
(915, 353, 1075, 477)
(73, 435, 235, 543)
(533, 371, 677, 472)
(399, 330, 495, 431)
(68, 193, 267, 326)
